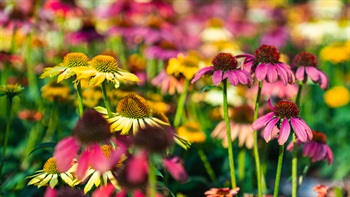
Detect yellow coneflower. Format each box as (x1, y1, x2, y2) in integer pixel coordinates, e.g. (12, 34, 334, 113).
(167, 51, 201, 80)
(40, 52, 89, 82)
(177, 121, 206, 143)
(324, 86, 349, 108)
(41, 81, 71, 102)
(81, 86, 102, 108)
(95, 93, 169, 135)
(27, 157, 79, 188)
(73, 55, 140, 89)
(0, 83, 24, 99)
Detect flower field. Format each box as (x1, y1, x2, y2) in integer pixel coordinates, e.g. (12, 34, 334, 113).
(0, 0, 349, 196)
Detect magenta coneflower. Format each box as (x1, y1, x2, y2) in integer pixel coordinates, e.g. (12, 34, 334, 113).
(287, 131, 333, 164)
(53, 109, 124, 180)
(162, 156, 188, 183)
(204, 187, 240, 197)
(292, 51, 329, 90)
(144, 40, 182, 60)
(151, 70, 184, 95)
(191, 53, 253, 86)
(252, 99, 312, 145)
(237, 44, 295, 85)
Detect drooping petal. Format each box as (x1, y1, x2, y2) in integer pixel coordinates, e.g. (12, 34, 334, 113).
(90, 145, 111, 173)
(295, 67, 305, 81)
(266, 65, 278, 83)
(312, 144, 327, 162)
(324, 145, 334, 165)
(163, 157, 188, 183)
(76, 150, 90, 181)
(252, 112, 274, 130)
(191, 66, 214, 84)
(318, 70, 329, 90)
(275, 64, 288, 85)
(262, 117, 279, 142)
(290, 118, 308, 142)
(53, 137, 80, 172)
(227, 71, 239, 86)
(212, 70, 223, 86)
(305, 66, 320, 82)
(127, 151, 148, 184)
(296, 118, 313, 140)
(302, 141, 317, 158)
(254, 63, 268, 81)
(92, 183, 116, 197)
(278, 118, 291, 145)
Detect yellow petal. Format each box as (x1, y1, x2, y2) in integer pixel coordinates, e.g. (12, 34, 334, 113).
(49, 174, 58, 188)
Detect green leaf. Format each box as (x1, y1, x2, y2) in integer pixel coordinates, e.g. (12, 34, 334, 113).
(28, 142, 56, 156)
(200, 85, 221, 94)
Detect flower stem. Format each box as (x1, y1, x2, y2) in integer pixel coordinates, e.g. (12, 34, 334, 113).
(196, 146, 216, 183)
(0, 97, 14, 180)
(298, 158, 311, 187)
(222, 79, 236, 188)
(148, 156, 156, 197)
(292, 134, 298, 197)
(76, 82, 84, 117)
(43, 102, 58, 142)
(274, 144, 285, 197)
(253, 81, 263, 197)
(295, 83, 303, 107)
(174, 79, 189, 127)
(101, 81, 112, 118)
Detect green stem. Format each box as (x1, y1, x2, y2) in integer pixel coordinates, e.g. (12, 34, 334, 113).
(148, 156, 156, 197)
(196, 146, 216, 183)
(295, 83, 303, 107)
(101, 81, 112, 118)
(274, 144, 285, 197)
(43, 102, 58, 142)
(238, 148, 246, 181)
(0, 97, 13, 180)
(76, 83, 84, 117)
(222, 79, 236, 188)
(253, 81, 263, 197)
(298, 159, 311, 187)
(292, 134, 298, 197)
(173, 79, 189, 127)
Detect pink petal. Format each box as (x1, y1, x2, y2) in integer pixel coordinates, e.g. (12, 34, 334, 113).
(227, 71, 239, 86)
(133, 190, 146, 197)
(290, 118, 308, 142)
(53, 137, 79, 172)
(115, 190, 128, 197)
(76, 150, 90, 181)
(318, 71, 329, 90)
(312, 144, 327, 162)
(324, 145, 334, 165)
(236, 70, 252, 85)
(163, 157, 188, 183)
(127, 151, 148, 184)
(262, 117, 279, 142)
(296, 119, 313, 140)
(252, 112, 274, 130)
(275, 64, 288, 85)
(302, 141, 317, 158)
(255, 63, 268, 81)
(278, 118, 291, 145)
(305, 66, 320, 82)
(90, 145, 111, 173)
(295, 67, 305, 81)
(44, 187, 57, 197)
(191, 66, 214, 84)
(266, 65, 278, 83)
(92, 184, 116, 197)
(212, 70, 223, 86)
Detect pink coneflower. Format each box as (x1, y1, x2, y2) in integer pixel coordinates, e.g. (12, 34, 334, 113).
(144, 39, 182, 60)
(162, 156, 188, 183)
(212, 105, 254, 149)
(191, 53, 253, 86)
(252, 99, 312, 145)
(43, 0, 83, 18)
(151, 70, 184, 95)
(292, 51, 329, 90)
(260, 26, 290, 49)
(53, 109, 123, 180)
(247, 81, 298, 100)
(66, 20, 104, 45)
(204, 187, 240, 197)
(287, 131, 333, 164)
(236, 44, 295, 85)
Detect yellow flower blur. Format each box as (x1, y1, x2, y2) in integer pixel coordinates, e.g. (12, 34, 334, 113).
(320, 41, 350, 64)
(41, 81, 71, 102)
(167, 51, 201, 80)
(324, 86, 350, 108)
(177, 121, 206, 143)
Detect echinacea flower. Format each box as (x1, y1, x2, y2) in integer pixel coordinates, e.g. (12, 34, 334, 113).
(191, 52, 253, 86)
(162, 156, 188, 183)
(204, 187, 240, 197)
(44, 187, 86, 197)
(313, 184, 329, 197)
(27, 157, 79, 188)
(95, 93, 169, 135)
(177, 121, 206, 144)
(252, 99, 312, 145)
(73, 55, 140, 89)
(151, 70, 184, 95)
(212, 105, 254, 149)
(292, 51, 329, 90)
(53, 109, 122, 180)
(236, 44, 295, 85)
(287, 131, 333, 164)
(167, 52, 201, 80)
(324, 86, 349, 108)
(0, 83, 24, 99)
(66, 20, 104, 46)
(41, 81, 71, 102)
(40, 52, 89, 82)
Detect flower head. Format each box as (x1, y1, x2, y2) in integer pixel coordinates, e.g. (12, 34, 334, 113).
(252, 99, 312, 145)
(177, 121, 206, 143)
(287, 131, 333, 164)
(324, 86, 349, 108)
(41, 81, 71, 102)
(27, 157, 79, 188)
(237, 44, 295, 85)
(40, 52, 89, 82)
(95, 93, 169, 135)
(0, 83, 24, 99)
(151, 70, 184, 95)
(191, 53, 253, 86)
(292, 51, 329, 90)
(167, 52, 201, 80)
(313, 184, 329, 197)
(73, 55, 140, 89)
(204, 187, 240, 197)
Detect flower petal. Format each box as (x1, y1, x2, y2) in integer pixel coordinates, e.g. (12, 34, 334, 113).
(290, 118, 308, 142)
(278, 118, 291, 145)
(53, 137, 79, 173)
(262, 117, 279, 142)
(252, 112, 274, 130)
(212, 70, 223, 86)
(191, 66, 214, 83)
(76, 150, 90, 181)
(255, 63, 268, 81)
